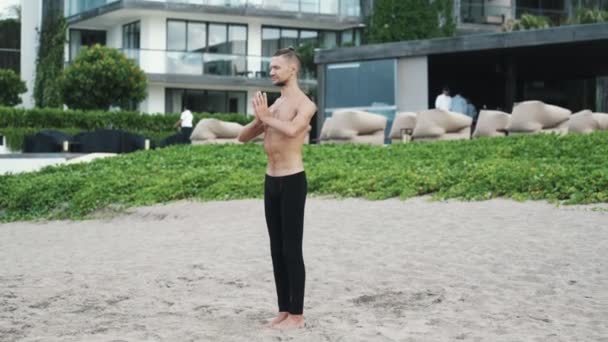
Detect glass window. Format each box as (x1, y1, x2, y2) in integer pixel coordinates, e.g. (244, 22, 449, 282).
(281, 0, 299, 12)
(262, 27, 280, 57)
(122, 21, 140, 49)
(167, 20, 186, 51)
(166, 89, 184, 113)
(354, 29, 362, 46)
(69, 29, 106, 61)
(340, 0, 361, 16)
(208, 24, 228, 54)
(228, 91, 247, 113)
(280, 29, 298, 49)
(229, 25, 248, 75)
(70, 30, 82, 61)
(325, 59, 397, 140)
(133, 22, 140, 48)
(122, 21, 140, 61)
(184, 89, 206, 113)
(229, 25, 247, 55)
(341, 30, 354, 46)
(325, 59, 396, 109)
(320, 31, 337, 49)
(168, 20, 248, 54)
(299, 30, 318, 47)
(187, 22, 206, 53)
(300, 0, 319, 13)
(319, 0, 338, 14)
(166, 89, 248, 114)
(206, 91, 227, 113)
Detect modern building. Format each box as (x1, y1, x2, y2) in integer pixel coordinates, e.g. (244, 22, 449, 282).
(314, 22, 608, 139)
(19, 0, 608, 119)
(455, 0, 608, 34)
(20, 0, 368, 114)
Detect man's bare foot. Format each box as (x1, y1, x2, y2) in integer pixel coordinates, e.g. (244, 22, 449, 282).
(273, 314, 305, 330)
(264, 312, 289, 328)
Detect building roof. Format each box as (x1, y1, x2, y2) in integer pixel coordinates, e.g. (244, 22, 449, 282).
(315, 23, 608, 64)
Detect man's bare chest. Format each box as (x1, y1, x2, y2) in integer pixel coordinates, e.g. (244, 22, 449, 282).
(269, 101, 297, 122)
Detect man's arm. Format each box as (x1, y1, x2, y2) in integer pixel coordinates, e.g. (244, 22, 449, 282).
(254, 92, 316, 138)
(237, 118, 265, 143)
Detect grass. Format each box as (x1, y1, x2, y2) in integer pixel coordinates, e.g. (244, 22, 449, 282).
(1, 131, 607, 222)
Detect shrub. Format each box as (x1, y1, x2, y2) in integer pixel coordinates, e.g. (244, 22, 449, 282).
(0, 69, 27, 106)
(62, 45, 148, 110)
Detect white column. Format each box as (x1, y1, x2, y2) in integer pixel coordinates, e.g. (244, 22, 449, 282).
(247, 22, 263, 75)
(107, 25, 122, 49)
(139, 14, 167, 74)
(396, 56, 429, 113)
(246, 89, 256, 115)
(141, 84, 165, 114)
(19, 0, 43, 108)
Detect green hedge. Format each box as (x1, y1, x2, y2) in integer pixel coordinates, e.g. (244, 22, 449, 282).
(1, 132, 607, 222)
(0, 106, 252, 131)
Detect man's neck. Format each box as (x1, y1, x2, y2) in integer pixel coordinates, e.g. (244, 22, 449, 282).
(280, 79, 300, 98)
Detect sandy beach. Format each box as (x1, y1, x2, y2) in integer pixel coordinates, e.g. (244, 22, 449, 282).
(1, 197, 607, 342)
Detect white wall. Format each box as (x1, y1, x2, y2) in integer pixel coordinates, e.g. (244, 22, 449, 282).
(107, 25, 122, 49)
(397, 56, 429, 113)
(139, 14, 167, 74)
(19, 0, 42, 108)
(140, 84, 165, 114)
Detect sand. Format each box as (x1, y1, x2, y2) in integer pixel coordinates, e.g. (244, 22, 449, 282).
(1, 197, 607, 342)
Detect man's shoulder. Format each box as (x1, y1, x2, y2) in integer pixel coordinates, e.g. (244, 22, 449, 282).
(297, 92, 316, 107)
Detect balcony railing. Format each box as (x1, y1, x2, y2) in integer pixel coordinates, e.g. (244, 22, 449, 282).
(66, 0, 361, 18)
(65, 0, 120, 17)
(459, 2, 513, 25)
(121, 49, 316, 81)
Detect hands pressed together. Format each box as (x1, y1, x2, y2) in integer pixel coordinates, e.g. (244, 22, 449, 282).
(253, 91, 271, 123)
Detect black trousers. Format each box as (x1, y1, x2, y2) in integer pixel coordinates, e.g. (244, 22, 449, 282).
(180, 127, 193, 142)
(264, 171, 307, 315)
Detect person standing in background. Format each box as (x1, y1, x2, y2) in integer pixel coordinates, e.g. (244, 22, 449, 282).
(174, 107, 194, 142)
(435, 86, 452, 111)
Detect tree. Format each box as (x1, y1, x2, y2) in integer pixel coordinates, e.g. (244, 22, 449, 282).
(295, 42, 317, 79)
(62, 45, 148, 110)
(572, 7, 608, 24)
(33, 9, 65, 108)
(503, 14, 551, 32)
(0, 68, 27, 106)
(8, 4, 21, 21)
(366, 0, 456, 44)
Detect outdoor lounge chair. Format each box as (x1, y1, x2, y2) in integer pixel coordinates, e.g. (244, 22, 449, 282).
(190, 118, 244, 144)
(507, 100, 571, 135)
(412, 109, 472, 141)
(389, 112, 417, 143)
(472, 110, 511, 138)
(319, 110, 387, 145)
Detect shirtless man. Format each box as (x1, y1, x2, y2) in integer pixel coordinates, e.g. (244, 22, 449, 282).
(237, 47, 317, 330)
